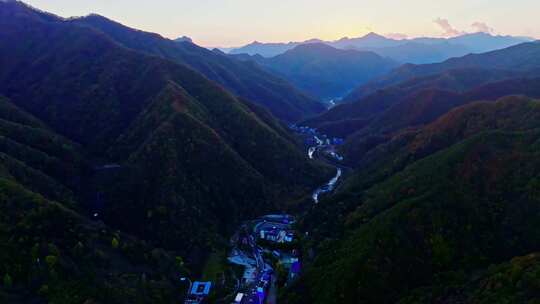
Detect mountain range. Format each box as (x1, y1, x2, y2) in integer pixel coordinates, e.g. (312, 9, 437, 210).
(286, 42, 540, 302)
(232, 43, 398, 101)
(346, 40, 540, 101)
(67, 14, 325, 123)
(1, 1, 540, 303)
(228, 32, 533, 64)
(305, 42, 540, 142)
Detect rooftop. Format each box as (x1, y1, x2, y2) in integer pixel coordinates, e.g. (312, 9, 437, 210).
(190, 281, 212, 296)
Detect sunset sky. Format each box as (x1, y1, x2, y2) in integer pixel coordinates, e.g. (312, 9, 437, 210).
(24, 0, 540, 47)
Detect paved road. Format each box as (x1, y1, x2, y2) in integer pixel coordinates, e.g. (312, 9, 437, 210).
(266, 274, 277, 304)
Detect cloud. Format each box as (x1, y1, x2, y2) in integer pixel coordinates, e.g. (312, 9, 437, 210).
(434, 18, 466, 37)
(385, 33, 408, 40)
(471, 22, 494, 34)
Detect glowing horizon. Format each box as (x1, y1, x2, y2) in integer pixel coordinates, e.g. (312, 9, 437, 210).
(22, 0, 540, 48)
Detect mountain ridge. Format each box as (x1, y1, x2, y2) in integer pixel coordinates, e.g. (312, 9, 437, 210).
(67, 13, 325, 122)
(229, 31, 533, 64)
(233, 43, 398, 100)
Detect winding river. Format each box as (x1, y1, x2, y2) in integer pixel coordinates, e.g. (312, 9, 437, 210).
(304, 129, 345, 203)
(312, 167, 342, 203)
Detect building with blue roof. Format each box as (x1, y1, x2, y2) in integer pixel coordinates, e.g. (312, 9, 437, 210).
(190, 281, 212, 296)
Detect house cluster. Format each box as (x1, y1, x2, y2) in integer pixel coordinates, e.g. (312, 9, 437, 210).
(289, 124, 317, 135)
(256, 215, 296, 244)
(259, 226, 295, 243)
(290, 124, 344, 147)
(232, 268, 273, 303)
(316, 134, 344, 146)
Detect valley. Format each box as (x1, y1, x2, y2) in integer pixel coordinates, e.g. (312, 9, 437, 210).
(182, 127, 347, 303)
(1, 1, 540, 304)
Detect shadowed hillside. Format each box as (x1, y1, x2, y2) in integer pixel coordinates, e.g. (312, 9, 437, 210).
(0, 2, 333, 301)
(285, 98, 540, 303)
(304, 68, 539, 138)
(69, 14, 325, 122)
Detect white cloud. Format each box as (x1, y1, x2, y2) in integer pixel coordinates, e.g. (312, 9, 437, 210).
(471, 22, 495, 34)
(434, 18, 466, 37)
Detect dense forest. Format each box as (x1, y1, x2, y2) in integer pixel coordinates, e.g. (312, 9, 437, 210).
(1, 1, 540, 303)
(0, 2, 331, 302)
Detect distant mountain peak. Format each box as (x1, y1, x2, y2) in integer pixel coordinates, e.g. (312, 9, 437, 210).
(175, 36, 193, 43)
(304, 38, 324, 44)
(363, 32, 386, 39)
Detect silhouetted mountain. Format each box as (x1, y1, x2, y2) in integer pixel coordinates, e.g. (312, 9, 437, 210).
(331, 32, 403, 49)
(234, 43, 398, 100)
(70, 14, 324, 122)
(347, 41, 540, 100)
(0, 2, 332, 301)
(229, 40, 302, 57)
(286, 96, 540, 304)
(229, 32, 532, 64)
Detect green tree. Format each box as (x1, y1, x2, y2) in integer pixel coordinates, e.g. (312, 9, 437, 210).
(45, 255, 57, 269)
(112, 237, 119, 249)
(3, 273, 13, 288)
(175, 256, 184, 268)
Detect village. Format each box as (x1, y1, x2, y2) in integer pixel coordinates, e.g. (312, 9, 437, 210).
(227, 214, 301, 304)
(180, 214, 301, 304)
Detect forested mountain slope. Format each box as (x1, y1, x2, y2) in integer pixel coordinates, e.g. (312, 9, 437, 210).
(286, 97, 540, 303)
(0, 95, 186, 303)
(0, 3, 332, 302)
(69, 14, 325, 122)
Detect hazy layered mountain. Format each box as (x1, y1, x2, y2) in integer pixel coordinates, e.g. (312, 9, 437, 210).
(359, 41, 471, 65)
(0, 2, 332, 301)
(288, 97, 540, 303)
(332, 32, 403, 49)
(233, 43, 398, 100)
(347, 41, 540, 100)
(228, 32, 532, 64)
(69, 14, 324, 122)
(447, 32, 532, 53)
(229, 40, 303, 57)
